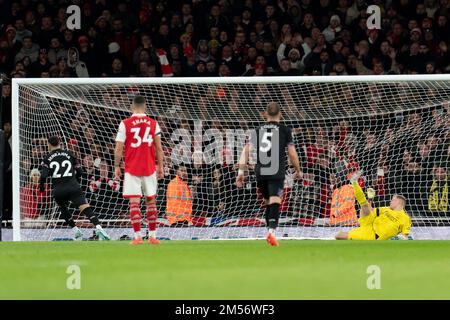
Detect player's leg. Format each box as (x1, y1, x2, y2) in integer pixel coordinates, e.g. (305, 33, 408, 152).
(124, 173, 144, 244)
(74, 189, 110, 240)
(350, 171, 372, 217)
(335, 231, 349, 240)
(78, 204, 110, 240)
(142, 173, 160, 244)
(265, 179, 284, 246)
(257, 180, 270, 227)
(54, 191, 82, 240)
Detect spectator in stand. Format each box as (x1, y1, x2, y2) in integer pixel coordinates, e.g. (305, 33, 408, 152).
(89, 160, 120, 218)
(190, 151, 211, 217)
(14, 18, 33, 43)
(20, 169, 52, 222)
(209, 167, 228, 217)
(47, 37, 67, 65)
(427, 164, 448, 217)
(108, 57, 127, 77)
(30, 48, 52, 77)
(77, 35, 98, 76)
(276, 58, 301, 76)
(322, 15, 343, 43)
(15, 36, 39, 64)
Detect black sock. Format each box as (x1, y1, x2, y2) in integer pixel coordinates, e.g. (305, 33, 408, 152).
(81, 207, 100, 226)
(60, 206, 76, 228)
(265, 204, 270, 226)
(267, 203, 280, 230)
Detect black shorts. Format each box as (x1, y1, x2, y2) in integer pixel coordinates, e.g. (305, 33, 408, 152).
(53, 182, 87, 208)
(257, 178, 285, 200)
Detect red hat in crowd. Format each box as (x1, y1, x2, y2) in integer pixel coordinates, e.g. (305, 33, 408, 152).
(410, 28, 422, 35)
(78, 36, 89, 45)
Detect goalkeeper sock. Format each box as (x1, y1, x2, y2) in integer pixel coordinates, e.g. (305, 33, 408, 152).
(60, 206, 76, 228)
(146, 201, 158, 238)
(130, 202, 142, 239)
(353, 181, 368, 206)
(81, 206, 100, 226)
(267, 203, 280, 230)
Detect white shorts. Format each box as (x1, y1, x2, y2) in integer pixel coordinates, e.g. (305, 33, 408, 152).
(123, 172, 157, 199)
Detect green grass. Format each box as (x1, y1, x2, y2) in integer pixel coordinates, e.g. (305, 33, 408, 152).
(0, 240, 449, 299)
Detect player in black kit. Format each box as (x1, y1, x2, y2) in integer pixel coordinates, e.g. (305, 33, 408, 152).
(236, 102, 303, 246)
(39, 136, 110, 240)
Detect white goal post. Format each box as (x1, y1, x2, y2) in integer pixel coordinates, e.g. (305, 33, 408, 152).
(11, 75, 450, 241)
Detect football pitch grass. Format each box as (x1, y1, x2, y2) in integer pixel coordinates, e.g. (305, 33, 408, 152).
(0, 240, 449, 300)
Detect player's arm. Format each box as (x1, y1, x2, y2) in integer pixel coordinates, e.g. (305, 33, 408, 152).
(154, 133, 164, 180)
(288, 144, 303, 179)
(114, 141, 124, 179)
(398, 215, 412, 240)
(236, 143, 250, 187)
(38, 159, 49, 192)
(69, 151, 83, 183)
(114, 121, 126, 179)
(287, 128, 303, 179)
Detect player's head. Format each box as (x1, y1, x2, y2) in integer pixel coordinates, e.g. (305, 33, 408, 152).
(176, 165, 188, 180)
(265, 102, 281, 121)
(390, 194, 407, 210)
(131, 95, 147, 113)
(47, 136, 61, 150)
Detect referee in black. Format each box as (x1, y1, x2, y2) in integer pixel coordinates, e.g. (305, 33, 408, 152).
(39, 136, 110, 240)
(236, 102, 303, 246)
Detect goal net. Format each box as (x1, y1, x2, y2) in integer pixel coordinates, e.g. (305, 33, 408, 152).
(12, 76, 450, 241)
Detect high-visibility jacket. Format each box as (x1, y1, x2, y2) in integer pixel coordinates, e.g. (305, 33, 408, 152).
(329, 184, 358, 225)
(166, 175, 193, 225)
(428, 179, 448, 212)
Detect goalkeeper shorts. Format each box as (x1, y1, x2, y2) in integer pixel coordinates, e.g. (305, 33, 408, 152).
(348, 209, 377, 240)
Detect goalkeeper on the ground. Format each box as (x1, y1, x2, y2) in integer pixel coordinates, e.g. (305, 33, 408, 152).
(335, 172, 412, 240)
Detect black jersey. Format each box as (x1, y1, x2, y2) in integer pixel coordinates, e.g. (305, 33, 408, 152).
(251, 121, 294, 180)
(39, 149, 82, 191)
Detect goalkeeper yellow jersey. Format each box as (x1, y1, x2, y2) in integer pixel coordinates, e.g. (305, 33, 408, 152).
(372, 207, 412, 240)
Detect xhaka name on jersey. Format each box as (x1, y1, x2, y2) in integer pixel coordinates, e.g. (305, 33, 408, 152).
(132, 118, 151, 126)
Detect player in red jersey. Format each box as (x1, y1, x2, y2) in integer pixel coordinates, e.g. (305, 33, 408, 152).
(114, 95, 164, 245)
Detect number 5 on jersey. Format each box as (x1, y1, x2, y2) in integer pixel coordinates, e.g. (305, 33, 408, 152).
(260, 132, 273, 152)
(130, 127, 153, 148)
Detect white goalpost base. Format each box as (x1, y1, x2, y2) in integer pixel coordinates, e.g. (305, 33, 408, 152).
(12, 75, 450, 241)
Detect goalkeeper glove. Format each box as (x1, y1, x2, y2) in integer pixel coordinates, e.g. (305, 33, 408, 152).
(391, 234, 413, 240)
(366, 187, 376, 200)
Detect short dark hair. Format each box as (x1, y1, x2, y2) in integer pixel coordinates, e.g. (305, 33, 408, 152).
(266, 102, 280, 116)
(394, 194, 407, 205)
(48, 136, 60, 147)
(133, 95, 146, 105)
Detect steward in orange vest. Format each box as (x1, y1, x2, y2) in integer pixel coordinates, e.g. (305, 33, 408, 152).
(166, 165, 193, 225)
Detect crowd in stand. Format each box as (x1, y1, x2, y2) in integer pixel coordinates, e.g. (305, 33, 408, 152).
(1, 0, 450, 225)
(1, 0, 450, 81)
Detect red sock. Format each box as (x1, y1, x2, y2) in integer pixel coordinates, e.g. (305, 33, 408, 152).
(146, 202, 158, 233)
(130, 203, 141, 234)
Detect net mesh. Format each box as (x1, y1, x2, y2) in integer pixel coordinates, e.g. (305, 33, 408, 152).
(15, 78, 450, 240)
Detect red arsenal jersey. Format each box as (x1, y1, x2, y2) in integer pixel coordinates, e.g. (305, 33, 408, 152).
(115, 114, 161, 176)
